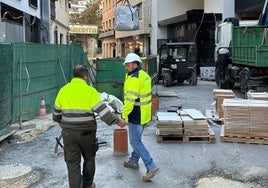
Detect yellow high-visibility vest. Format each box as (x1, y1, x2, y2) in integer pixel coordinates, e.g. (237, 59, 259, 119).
(53, 78, 118, 128)
(122, 68, 152, 125)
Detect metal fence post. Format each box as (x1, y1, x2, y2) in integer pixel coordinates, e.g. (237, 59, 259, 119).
(19, 58, 22, 129)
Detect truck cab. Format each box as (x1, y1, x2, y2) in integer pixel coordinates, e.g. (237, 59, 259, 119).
(215, 19, 259, 62)
(215, 21, 233, 62)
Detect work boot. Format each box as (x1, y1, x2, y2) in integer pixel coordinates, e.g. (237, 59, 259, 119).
(84, 182, 95, 188)
(123, 160, 139, 170)
(90, 182, 95, 188)
(142, 167, 160, 182)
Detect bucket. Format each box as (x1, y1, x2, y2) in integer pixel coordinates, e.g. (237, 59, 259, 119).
(113, 128, 128, 156)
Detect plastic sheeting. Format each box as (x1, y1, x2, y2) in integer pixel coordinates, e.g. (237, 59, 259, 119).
(100, 92, 123, 114)
(114, 5, 139, 31)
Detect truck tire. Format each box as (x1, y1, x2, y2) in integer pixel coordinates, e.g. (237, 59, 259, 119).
(162, 72, 172, 87)
(177, 78, 184, 84)
(189, 68, 197, 86)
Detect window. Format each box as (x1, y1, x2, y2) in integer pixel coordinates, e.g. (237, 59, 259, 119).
(51, 0, 56, 19)
(216, 26, 222, 44)
(60, 34, 63, 44)
(137, 3, 142, 20)
(109, 20, 111, 29)
(29, 0, 38, 9)
(54, 26, 58, 44)
(66, 33, 70, 44)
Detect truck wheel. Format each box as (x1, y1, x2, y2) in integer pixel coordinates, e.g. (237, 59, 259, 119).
(219, 80, 229, 89)
(162, 73, 172, 87)
(216, 62, 231, 89)
(177, 78, 184, 84)
(189, 68, 197, 86)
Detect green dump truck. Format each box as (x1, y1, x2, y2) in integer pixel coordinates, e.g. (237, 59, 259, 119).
(215, 18, 268, 93)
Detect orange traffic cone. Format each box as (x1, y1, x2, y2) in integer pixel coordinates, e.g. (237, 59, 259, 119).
(38, 97, 48, 119)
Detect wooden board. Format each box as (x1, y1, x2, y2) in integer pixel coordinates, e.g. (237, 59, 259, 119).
(182, 109, 207, 120)
(213, 89, 234, 95)
(156, 134, 215, 143)
(184, 130, 209, 136)
(156, 91, 179, 97)
(205, 109, 223, 123)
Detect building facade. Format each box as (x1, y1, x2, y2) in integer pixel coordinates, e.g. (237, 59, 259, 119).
(0, 0, 69, 44)
(99, 0, 116, 58)
(69, 0, 99, 56)
(100, 0, 151, 58)
(100, 0, 265, 58)
(50, 0, 70, 44)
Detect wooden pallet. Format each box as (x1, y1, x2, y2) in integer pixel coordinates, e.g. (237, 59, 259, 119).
(220, 125, 268, 145)
(156, 134, 215, 143)
(156, 125, 215, 143)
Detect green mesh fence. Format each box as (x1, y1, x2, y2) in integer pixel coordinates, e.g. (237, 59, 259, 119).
(93, 56, 158, 100)
(0, 42, 88, 137)
(0, 44, 12, 136)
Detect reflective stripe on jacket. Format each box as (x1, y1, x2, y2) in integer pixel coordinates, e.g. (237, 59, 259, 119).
(122, 67, 152, 125)
(53, 78, 119, 130)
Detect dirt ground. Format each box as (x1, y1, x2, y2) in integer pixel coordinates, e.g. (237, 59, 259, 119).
(0, 79, 268, 188)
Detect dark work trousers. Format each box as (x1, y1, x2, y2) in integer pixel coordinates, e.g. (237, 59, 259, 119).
(62, 128, 98, 188)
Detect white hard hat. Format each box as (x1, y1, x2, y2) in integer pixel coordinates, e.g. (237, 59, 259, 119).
(123, 53, 142, 65)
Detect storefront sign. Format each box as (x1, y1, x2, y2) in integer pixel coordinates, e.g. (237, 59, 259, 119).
(69, 25, 98, 34)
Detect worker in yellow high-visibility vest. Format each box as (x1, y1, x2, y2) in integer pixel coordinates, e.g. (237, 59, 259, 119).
(122, 53, 159, 182)
(53, 65, 127, 188)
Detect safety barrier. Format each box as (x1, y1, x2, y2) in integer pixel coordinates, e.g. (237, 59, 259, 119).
(0, 42, 89, 137)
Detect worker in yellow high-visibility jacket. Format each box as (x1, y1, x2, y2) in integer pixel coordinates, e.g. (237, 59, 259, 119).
(53, 65, 126, 188)
(122, 53, 159, 182)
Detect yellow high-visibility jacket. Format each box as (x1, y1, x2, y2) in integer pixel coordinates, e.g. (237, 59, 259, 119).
(53, 78, 119, 130)
(122, 67, 151, 125)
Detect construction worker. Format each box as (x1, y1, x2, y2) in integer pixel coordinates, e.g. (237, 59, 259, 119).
(53, 65, 127, 188)
(122, 53, 159, 182)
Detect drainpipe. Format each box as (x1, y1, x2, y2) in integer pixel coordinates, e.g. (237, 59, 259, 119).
(23, 13, 26, 42)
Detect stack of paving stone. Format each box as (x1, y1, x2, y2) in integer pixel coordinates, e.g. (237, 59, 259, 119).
(213, 89, 236, 119)
(179, 109, 208, 136)
(156, 112, 183, 136)
(222, 99, 268, 138)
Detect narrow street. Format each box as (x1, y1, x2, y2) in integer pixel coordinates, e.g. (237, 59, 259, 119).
(0, 79, 268, 188)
